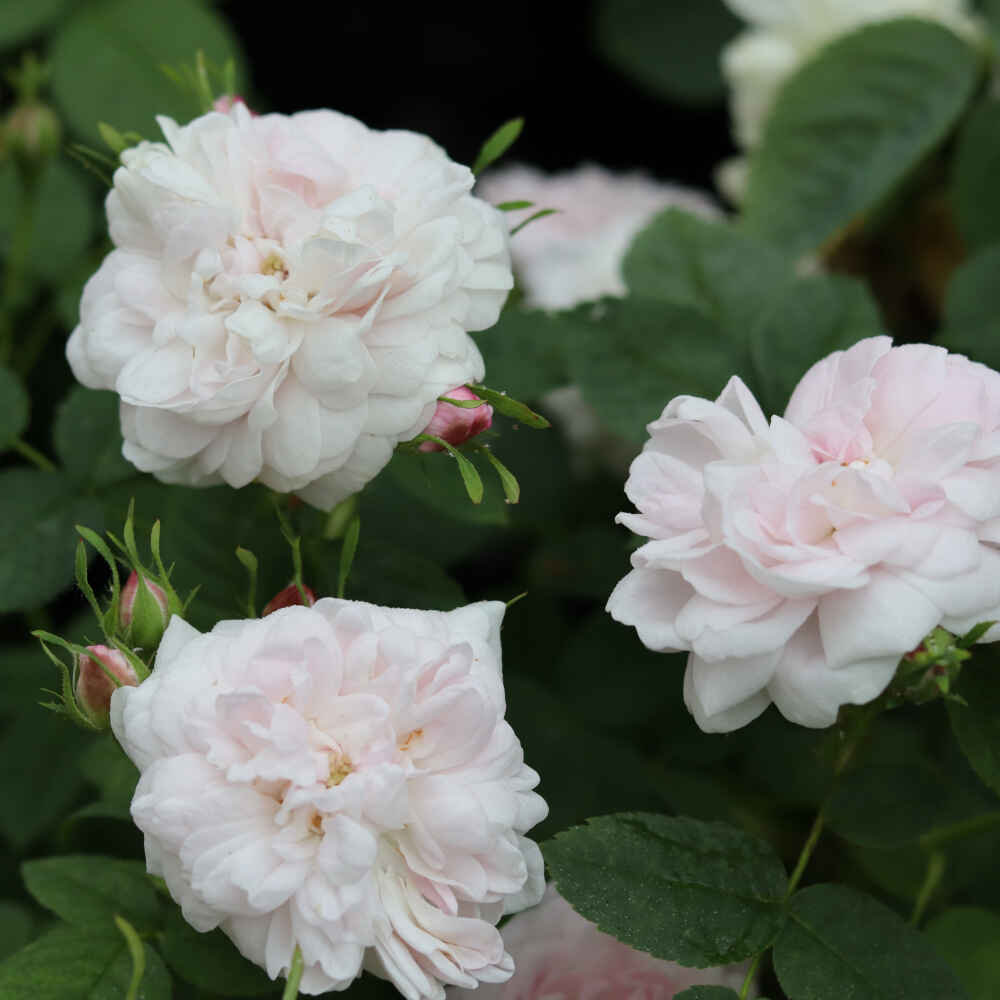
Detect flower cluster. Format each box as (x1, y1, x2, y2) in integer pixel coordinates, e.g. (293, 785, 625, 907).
(608, 337, 1000, 731)
(111, 600, 546, 997)
(67, 104, 512, 510)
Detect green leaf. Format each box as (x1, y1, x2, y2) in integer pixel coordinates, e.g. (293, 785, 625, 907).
(562, 297, 734, 443)
(49, 0, 246, 142)
(926, 906, 1000, 1000)
(544, 813, 788, 966)
(0, 365, 28, 448)
(479, 447, 520, 504)
(425, 435, 484, 503)
(473, 306, 570, 402)
(952, 97, 1000, 250)
(22, 856, 161, 935)
(948, 659, 1000, 796)
(774, 883, 967, 1000)
(159, 905, 276, 996)
(0, 923, 171, 999)
(744, 19, 981, 255)
(509, 207, 559, 236)
(471, 117, 523, 175)
(0, 902, 36, 961)
(0, 0, 71, 48)
(467, 384, 550, 428)
(54, 387, 134, 488)
(0, 468, 102, 612)
(593, 0, 740, 104)
(384, 450, 509, 526)
(336, 512, 360, 599)
(937, 244, 1000, 369)
(674, 989, 742, 1000)
(827, 761, 993, 849)
(0, 159, 97, 285)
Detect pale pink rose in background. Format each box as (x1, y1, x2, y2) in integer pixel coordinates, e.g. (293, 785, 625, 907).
(111, 600, 546, 998)
(476, 163, 719, 311)
(718, 0, 980, 201)
(608, 337, 1000, 731)
(418, 386, 493, 452)
(476, 164, 719, 476)
(67, 104, 512, 510)
(450, 884, 750, 999)
(76, 644, 139, 724)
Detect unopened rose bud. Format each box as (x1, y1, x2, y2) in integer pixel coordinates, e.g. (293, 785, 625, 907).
(120, 571, 170, 651)
(4, 101, 61, 170)
(76, 644, 139, 726)
(262, 582, 317, 616)
(418, 386, 493, 452)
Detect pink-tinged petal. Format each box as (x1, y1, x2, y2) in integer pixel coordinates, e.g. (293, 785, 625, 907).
(606, 569, 695, 651)
(683, 596, 815, 662)
(818, 570, 941, 671)
(687, 647, 781, 718)
(683, 657, 773, 733)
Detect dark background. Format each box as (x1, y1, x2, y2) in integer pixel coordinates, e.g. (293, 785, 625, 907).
(219, 1, 735, 192)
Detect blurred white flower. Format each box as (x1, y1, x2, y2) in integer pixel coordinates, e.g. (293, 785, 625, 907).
(477, 163, 718, 310)
(478, 164, 719, 475)
(68, 105, 512, 510)
(112, 600, 546, 998)
(608, 337, 1000, 732)
(720, 0, 980, 200)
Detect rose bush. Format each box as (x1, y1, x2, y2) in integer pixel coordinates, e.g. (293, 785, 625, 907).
(608, 337, 1000, 731)
(110, 599, 546, 998)
(67, 104, 512, 510)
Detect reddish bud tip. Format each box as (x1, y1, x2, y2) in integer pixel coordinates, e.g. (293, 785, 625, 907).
(263, 582, 317, 616)
(76, 645, 139, 725)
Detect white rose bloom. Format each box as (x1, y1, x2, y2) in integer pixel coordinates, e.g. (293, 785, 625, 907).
(111, 600, 547, 998)
(720, 0, 980, 200)
(67, 105, 512, 510)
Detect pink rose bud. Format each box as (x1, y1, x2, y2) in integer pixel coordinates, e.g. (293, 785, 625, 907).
(76, 645, 139, 726)
(120, 571, 170, 651)
(418, 386, 493, 452)
(262, 582, 317, 616)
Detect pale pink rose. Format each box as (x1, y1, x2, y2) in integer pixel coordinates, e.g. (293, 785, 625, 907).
(607, 337, 1000, 731)
(76, 644, 140, 724)
(262, 581, 317, 615)
(450, 884, 750, 999)
(111, 600, 546, 997)
(476, 164, 719, 311)
(418, 386, 493, 452)
(67, 105, 512, 510)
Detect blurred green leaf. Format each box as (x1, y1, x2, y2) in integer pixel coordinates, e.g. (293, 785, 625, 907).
(0, 0, 71, 48)
(948, 658, 1000, 797)
(952, 97, 1000, 250)
(562, 296, 733, 443)
(926, 906, 1000, 1000)
(674, 989, 742, 1000)
(54, 387, 134, 488)
(774, 884, 967, 1000)
(0, 159, 97, 285)
(0, 902, 35, 961)
(471, 117, 523, 175)
(50, 0, 246, 142)
(159, 906, 276, 997)
(545, 813, 788, 966)
(22, 856, 161, 935)
(0, 923, 171, 999)
(0, 468, 101, 613)
(937, 244, 1000, 369)
(594, 0, 740, 104)
(0, 366, 28, 449)
(744, 19, 981, 255)
(473, 307, 570, 403)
